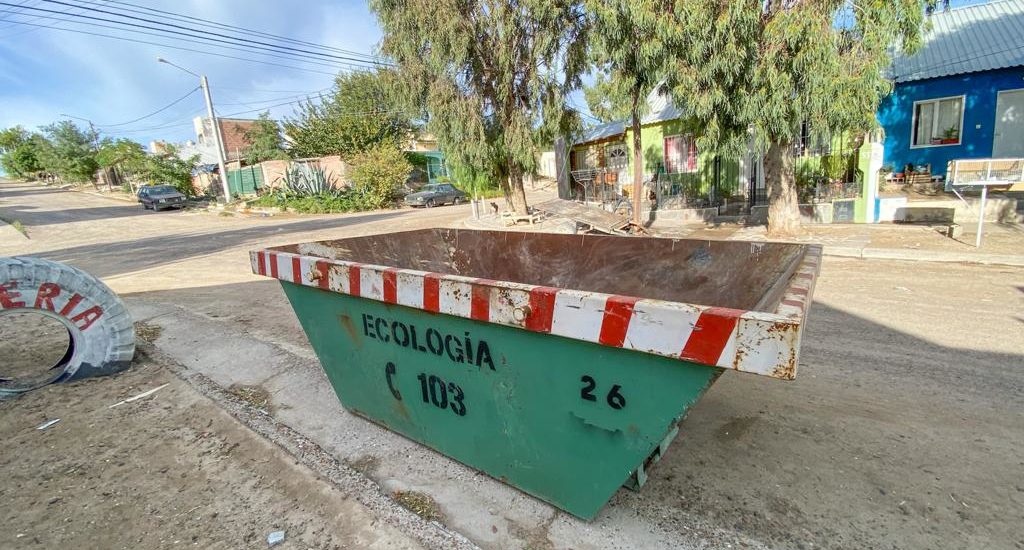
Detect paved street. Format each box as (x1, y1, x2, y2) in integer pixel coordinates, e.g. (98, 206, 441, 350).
(2, 181, 1023, 549)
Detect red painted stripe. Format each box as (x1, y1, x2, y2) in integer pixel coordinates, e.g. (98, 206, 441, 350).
(268, 252, 279, 279)
(256, 251, 267, 276)
(291, 256, 301, 284)
(423, 273, 441, 312)
(314, 260, 331, 290)
(525, 286, 559, 332)
(383, 269, 398, 304)
(680, 307, 743, 365)
(348, 264, 361, 296)
(598, 296, 640, 347)
(470, 280, 494, 321)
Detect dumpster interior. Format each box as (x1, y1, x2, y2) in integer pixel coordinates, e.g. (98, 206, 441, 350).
(281, 229, 808, 311)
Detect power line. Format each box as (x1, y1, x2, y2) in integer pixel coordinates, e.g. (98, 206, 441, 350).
(214, 87, 333, 108)
(38, 0, 390, 68)
(91, 0, 388, 64)
(0, 9, 375, 73)
(0, 18, 342, 76)
(2, 2, 382, 71)
(95, 86, 200, 128)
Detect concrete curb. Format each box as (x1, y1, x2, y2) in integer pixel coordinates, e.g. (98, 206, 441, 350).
(822, 245, 1024, 267)
(0, 219, 28, 241)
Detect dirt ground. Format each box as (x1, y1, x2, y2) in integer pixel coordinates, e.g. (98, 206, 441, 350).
(3, 180, 1023, 549)
(0, 311, 71, 389)
(0, 358, 423, 550)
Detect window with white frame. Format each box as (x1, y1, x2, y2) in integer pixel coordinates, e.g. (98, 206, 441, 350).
(664, 135, 697, 173)
(604, 142, 627, 168)
(912, 96, 963, 147)
(574, 148, 596, 170)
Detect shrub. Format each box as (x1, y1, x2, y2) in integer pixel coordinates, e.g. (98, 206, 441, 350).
(348, 144, 412, 210)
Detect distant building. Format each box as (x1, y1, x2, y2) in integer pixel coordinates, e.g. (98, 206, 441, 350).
(878, 0, 1024, 177)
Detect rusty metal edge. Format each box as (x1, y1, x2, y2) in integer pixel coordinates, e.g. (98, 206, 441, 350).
(249, 246, 817, 381)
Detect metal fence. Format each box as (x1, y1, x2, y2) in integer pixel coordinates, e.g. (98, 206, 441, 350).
(805, 179, 861, 204)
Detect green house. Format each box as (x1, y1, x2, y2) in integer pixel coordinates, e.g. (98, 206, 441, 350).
(563, 87, 750, 213)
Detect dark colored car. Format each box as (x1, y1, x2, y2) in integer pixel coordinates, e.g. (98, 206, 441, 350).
(403, 183, 468, 208)
(138, 185, 187, 211)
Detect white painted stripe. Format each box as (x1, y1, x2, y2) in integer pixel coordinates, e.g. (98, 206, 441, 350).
(274, 253, 295, 283)
(488, 284, 532, 327)
(396, 270, 424, 309)
(622, 300, 701, 356)
(360, 267, 384, 301)
(262, 251, 273, 276)
(249, 252, 260, 275)
(298, 256, 319, 287)
(733, 313, 799, 377)
(550, 290, 607, 343)
(329, 262, 350, 294)
(438, 278, 472, 318)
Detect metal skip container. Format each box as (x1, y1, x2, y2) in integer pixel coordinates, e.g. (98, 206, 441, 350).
(250, 229, 821, 519)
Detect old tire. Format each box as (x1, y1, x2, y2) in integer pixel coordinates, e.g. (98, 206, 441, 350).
(0, 257, 135, 396)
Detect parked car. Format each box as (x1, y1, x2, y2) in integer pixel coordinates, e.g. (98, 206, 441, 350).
(137, 185, 187, 211)
(403, 183, 467, 208)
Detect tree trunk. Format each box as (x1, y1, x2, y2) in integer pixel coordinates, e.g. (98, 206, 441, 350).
(630, 89, 643, 226)
(764, 140, 801, 237)
(507, 163, 529, 215)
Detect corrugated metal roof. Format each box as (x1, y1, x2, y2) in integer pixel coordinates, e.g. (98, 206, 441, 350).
(573, 85, 683, 145)
(891, 0, 1024, 83)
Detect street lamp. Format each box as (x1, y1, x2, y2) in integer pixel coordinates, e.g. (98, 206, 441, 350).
(157, 57, 231, 202)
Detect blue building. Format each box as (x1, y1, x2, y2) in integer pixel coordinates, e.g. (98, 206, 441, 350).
(878, 0, 1024, 178)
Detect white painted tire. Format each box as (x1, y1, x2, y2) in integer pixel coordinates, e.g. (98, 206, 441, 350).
(0, 257, 134, 395)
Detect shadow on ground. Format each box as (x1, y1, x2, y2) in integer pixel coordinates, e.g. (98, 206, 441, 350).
(21, 209, 412, 278)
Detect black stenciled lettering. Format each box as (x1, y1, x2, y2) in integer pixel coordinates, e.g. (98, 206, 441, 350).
(463, 332, 474, 364)
(448, 382, 466, 416)
(375, 317, 390, 343)
(391, 321, 410, 347)
(475, 340, 495, 370)
(580, 375, 597, 401)
(385, 362, 401, 400)
(444, 334, 464, 363)
(362, 313, 373, 338)
(410, 325, 426, 352)
(426, 328, 443, 356)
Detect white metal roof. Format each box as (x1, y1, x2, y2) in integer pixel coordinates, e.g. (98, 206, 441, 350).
(573, 85, 682, 146)
(891, 0, 1024, 83)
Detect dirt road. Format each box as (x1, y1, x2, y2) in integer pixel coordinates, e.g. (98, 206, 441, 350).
(2, 181, 1023, 549)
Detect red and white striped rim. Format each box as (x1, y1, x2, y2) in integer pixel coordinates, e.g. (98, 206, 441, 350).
(250, 244, 821, 380)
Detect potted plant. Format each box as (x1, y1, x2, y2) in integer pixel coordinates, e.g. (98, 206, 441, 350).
(939, 126, 959, 144)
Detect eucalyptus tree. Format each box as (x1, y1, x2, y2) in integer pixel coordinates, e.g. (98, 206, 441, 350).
(665, 0, 931, 235)
(587, 0, 673, 224)
(371, 0, 589, 214)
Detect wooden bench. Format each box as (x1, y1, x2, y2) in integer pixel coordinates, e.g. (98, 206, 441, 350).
(501, 212, 540, 226)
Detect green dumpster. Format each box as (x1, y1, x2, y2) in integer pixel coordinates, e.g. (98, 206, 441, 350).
(251, 229, 821, 519)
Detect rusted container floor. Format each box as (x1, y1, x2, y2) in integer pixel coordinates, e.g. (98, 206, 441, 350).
(277, 229, 805, 312)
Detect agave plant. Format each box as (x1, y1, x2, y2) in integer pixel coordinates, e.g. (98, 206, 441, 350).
(279, 164, 342, 197)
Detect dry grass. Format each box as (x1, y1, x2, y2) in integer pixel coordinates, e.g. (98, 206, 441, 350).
(393, 490, 443, 523)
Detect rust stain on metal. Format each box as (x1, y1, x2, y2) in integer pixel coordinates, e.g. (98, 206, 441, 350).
(338, 314, 362, 347)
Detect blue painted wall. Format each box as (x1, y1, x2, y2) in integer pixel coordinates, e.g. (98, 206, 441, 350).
(877, 66, 1024, 176)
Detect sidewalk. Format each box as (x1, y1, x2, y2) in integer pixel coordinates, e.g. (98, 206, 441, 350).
(691, 222, 1024, 267)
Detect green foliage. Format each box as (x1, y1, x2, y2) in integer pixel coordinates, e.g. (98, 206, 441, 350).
(371, 0, 589, 213)
(664, 1, 930, 155)
(142, 145, 198, 197)
(38, 121, 100, 183)
(283, 70, 412, 159)
(582, 71, 632, 123)
(0, 127, 48, 178)
(279, 165, 343, 197)
(96, 138, 147, 171)
(348, 144, 411, 210)
(249, 192, 365, 214)
(243, 112, 289, 163)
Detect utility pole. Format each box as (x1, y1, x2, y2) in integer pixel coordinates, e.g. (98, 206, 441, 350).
(158, 57, 231, 202)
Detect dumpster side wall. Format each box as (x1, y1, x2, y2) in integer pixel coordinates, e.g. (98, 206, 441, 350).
(280, 282, 721, 519)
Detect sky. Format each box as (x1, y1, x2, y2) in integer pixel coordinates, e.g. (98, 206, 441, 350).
(0, 0, 999, 149)
(0, 0, 383, 146)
